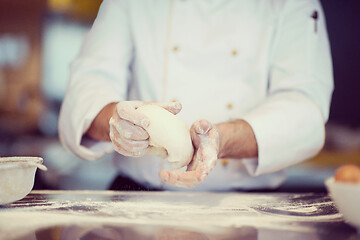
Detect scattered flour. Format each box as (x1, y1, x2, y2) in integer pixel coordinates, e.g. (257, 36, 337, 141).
(0, 191, 343, 239)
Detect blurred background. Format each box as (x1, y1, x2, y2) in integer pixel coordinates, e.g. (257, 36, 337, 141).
(0, 0, 359, 192)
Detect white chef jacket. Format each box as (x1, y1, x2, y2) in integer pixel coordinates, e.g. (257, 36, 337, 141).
(59, 0, 333, 191)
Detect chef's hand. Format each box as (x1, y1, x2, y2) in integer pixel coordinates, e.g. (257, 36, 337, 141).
(109, 101, 182, 157)
(159, 119, 219, 188)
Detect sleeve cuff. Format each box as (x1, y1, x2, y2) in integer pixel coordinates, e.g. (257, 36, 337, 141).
(242, 91, 325, 176)
(59, 84, 122, 161)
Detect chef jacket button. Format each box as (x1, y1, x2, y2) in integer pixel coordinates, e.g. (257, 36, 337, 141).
(171, 98, 178, 102)
(173, 46, 179, 52)
(227, 103, 233, 109)
(221, 158, 228, 166)
(232, 50, 238, 56)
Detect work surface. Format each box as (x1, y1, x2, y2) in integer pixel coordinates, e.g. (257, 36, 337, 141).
(0, 191, 358, 240)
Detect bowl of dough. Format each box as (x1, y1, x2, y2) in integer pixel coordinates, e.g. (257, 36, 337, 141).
(325, 164, 360, 233)
(0, 156, 47, 205)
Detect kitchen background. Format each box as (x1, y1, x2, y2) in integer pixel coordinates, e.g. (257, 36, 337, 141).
(0, 0, 359, 192)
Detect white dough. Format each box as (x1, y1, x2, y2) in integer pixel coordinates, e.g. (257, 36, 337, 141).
(137, 105, 194, 169)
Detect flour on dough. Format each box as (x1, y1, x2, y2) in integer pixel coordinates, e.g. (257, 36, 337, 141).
(137, 105, 193, 169)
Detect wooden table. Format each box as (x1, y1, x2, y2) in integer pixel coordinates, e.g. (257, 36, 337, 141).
(0, 190, 358, 240)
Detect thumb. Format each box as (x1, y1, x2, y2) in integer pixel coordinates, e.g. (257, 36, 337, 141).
(190, 119, 213, 148)
(149, 101, 182, 115)
(192, 119, 212, 135)
(116, 101, 150, 128)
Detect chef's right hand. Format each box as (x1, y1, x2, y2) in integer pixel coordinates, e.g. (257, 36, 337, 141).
(109, 101, 182, 157)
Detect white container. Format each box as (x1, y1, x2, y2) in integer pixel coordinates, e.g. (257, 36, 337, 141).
(325, 177, 360, 233)
(0, 157, 47, 205)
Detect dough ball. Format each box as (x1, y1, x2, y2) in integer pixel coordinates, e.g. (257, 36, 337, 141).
(137, 105, 194, 169)
(334, 164, 360, 183)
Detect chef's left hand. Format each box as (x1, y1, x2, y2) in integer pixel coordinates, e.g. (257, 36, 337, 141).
(159, 119, 219, 188)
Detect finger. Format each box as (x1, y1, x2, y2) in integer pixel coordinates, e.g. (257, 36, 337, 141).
(160, 163, 211, 189)
(190, 120, 213, 148)
(113, 142, 149, 157)
(115, 136, 149, 153)
(110, 125, 149, 157)
(187, 145, 217, 171)
(150, 101, 182, 115)
(186, 161, 197, 172)
(164, 122, 219, 188)
(187, 135, 214, 172)
(208, 127, 220, 151)
(167, 169, 205, 188)
(110, 124, 149, 152)
(110, 135, 149, 157)
(116, 101, 150, 128)
(186, 151, 200, 172)
(192, 119, 212, 135)
(159, 169, 199, 188)
(114, 119, 149, 141)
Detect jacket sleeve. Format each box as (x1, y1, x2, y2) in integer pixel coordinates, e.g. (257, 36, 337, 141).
(58, 0, 132, 160)
(242, 0, 334, 175)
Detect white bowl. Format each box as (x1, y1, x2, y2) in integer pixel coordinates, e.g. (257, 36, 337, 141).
(325, 177, 360, 232)
(0, 157, 47, 205)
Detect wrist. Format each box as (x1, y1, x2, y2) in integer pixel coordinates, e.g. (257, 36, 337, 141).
(216, 121, 238, 159)
(86, 102, 118, 141)
(216, 119, 258, 159)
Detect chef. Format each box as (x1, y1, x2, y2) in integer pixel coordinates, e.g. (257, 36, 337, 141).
(59, 0, 333, 191)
